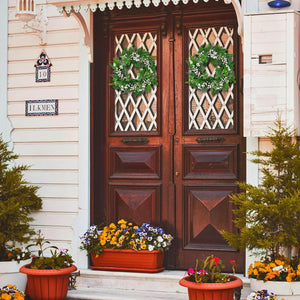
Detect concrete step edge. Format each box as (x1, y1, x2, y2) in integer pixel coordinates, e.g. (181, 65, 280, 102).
(67, 287, 187, 300)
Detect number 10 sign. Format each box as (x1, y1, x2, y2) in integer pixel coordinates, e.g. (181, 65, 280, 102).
(35, 51, 52, 82)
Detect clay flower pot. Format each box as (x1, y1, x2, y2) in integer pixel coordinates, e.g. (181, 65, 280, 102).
(91, 249, 165, 273)
(179, 275, 243, 300)
(20, 264, 77, 300)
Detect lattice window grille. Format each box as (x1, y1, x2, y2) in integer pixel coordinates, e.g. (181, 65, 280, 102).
(114, 32, 158, 132)
(188, 27, 235, 130)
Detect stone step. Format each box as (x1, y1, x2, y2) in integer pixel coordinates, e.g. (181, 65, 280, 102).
(67, 269, 251, 300)
(73, 270, 187, 293)
(67, 287, 187, 300)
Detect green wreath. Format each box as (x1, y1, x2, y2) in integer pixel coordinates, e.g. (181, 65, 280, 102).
(110, 46, 158, 96)
(186, 44, 236, 95)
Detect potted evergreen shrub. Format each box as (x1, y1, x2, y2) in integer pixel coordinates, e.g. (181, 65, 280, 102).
(19, 231, 77, 300)
(0, 135, 42, 291)
(80, 219, 173, 272)
(179, 255, 243, 300)
(221, 119, 300, 300)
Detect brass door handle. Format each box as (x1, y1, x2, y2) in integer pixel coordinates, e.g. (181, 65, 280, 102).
(175, 172, 180, 177)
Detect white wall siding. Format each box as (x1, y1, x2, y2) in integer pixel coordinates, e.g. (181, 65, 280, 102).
(8, 0, 81, 259)
(244, 12, 300, 136)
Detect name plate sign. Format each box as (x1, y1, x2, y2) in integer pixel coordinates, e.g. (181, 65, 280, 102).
(26, 100, 58, 116)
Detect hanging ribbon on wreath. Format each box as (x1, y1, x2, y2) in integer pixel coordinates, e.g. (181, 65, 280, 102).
(110, 46, 158, 96)
(186, 44, 236, 95)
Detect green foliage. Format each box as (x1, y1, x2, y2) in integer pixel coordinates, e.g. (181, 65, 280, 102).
(186, 44, 236, 95)
(0, 135, 42, 260)
(221, 119, 300, 260)
(28, 231, 74, 269)
(110, 46, 158, 96)
(190, 255, 229, 283)
(30, 249, 74, 270)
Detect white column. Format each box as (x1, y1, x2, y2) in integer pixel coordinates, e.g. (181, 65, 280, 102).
(245, 137, 260, 272)
(71, 14, 91, 269)
(0, 0, 13, 144)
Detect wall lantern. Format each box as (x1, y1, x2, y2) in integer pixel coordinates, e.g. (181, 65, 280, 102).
(268, 0, 291, 8)
(15, 0, 48, 45)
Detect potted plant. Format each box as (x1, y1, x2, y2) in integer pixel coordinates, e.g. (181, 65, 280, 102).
(179, 255, 243, 300)
(0, 284, 25, 300)
(220, 119, 300, 299)
(0, 135, 42, 291)
(80, 219, 173, 272)
(19, 231, 77, 300)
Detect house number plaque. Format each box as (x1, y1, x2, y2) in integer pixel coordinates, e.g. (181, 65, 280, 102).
(34, 51, 52, 82)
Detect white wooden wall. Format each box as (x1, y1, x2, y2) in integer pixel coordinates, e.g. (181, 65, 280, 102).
(8, 0, 80, 251)
(244, 11, 300, 137)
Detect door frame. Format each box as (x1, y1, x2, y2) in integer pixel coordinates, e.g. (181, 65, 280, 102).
(89, 1, 246, 271)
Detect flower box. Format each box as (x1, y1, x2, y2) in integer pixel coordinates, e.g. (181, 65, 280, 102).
(91, 249, 165, 273)
(250, 278, 300, 300)
(0, 259, 31, 292)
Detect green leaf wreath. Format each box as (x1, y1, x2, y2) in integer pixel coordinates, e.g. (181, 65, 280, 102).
(110, 46, 158, 96)
(186, 44, 236, 95)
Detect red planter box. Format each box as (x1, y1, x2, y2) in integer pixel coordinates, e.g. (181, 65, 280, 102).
(91, 249, 165, 273)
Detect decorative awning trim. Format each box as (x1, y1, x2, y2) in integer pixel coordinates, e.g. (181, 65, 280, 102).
(50, 0, 243, 63)
(55, 0, 238, 15)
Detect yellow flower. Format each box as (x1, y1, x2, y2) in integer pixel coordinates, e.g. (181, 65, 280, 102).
(109, 223, 116, 229)
(141, 244, 146, 250)
(286, 276, 292, 282)
(118, 219, 127, 224)
(1, 294, 12, 300)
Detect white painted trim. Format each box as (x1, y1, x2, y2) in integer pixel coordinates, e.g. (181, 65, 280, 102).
(286, 12, 299, 134)
(0, 0, 13, 144)
(245, 137, 260, 272)
(71, 18, 90, 269)
(243, 15, 251, 137)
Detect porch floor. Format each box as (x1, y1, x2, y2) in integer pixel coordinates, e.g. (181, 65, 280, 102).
(66, 269, 251, 300)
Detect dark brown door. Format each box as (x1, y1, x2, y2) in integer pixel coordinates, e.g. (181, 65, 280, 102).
(92, 1, 245, 272)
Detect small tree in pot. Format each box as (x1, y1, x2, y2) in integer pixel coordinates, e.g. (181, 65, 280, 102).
(221, 119, 300, 261)
(0, 135, 42, 260)
(221, 119, 300, 300)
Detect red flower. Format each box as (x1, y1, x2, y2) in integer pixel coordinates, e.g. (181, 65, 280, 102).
(212, 256, 220, 265)
(230, 260, 236, 264)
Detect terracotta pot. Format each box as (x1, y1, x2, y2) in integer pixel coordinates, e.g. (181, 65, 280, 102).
(19, 264, 77, 300)
(179, 275, 243, 300)
(250, 278, 300, 300)
(91, 249, 165, 273)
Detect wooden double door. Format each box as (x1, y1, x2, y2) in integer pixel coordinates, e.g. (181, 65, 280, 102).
(92, 1, 245, 272)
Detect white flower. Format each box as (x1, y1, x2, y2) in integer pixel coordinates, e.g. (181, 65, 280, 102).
(157, 236, 163, 243)
(148, 245, 154, 251)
